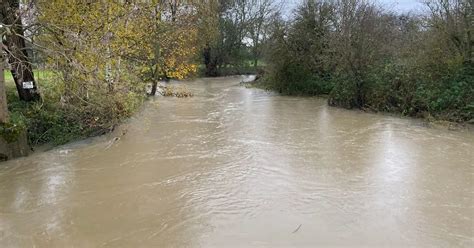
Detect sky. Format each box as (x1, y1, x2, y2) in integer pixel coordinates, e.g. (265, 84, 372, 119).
(284, 0, 425, 14)
(378, 0, 424, 13)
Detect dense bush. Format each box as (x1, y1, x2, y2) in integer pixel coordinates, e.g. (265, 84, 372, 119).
(262, 0, 473, 122)
(265, 62, 332, 96)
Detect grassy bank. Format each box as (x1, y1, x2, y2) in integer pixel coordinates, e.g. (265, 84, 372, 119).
(4, 71, 144, 146)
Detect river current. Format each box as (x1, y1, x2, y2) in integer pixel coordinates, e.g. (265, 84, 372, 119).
(1, 76, 473, 247)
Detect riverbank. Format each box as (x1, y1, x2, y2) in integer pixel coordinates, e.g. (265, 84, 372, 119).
(3, 71, 144, 149)
(2, 70, 202, 159)
(245, 76, 474, 130)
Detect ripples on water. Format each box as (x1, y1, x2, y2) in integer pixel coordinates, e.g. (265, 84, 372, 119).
(0, 76, 473, 247)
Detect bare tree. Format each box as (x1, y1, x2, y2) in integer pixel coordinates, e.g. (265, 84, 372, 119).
(424, 0, 473, 63)
(247, 0, 280, 67)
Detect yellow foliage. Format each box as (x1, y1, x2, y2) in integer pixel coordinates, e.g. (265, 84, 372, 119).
(36, 0, 201, 100)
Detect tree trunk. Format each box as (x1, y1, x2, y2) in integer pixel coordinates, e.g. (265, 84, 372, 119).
(204, 45, 221, 76)
(150, 81, 158, 96)
(1, 0, 41, 102)
(203, 45, 213, 76)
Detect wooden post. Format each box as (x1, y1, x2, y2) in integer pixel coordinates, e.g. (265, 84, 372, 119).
(0, 52, 29, 161)
(0, 53, 11, 161)
(0, 54, 8, 123)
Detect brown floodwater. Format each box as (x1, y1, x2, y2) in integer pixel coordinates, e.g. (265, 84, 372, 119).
(0, 76, 473, 247)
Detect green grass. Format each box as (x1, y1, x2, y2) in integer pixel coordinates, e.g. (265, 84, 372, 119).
(4, 70, 56, 102)
(243, 60, 266, 67)
(4, 70, 55, 83)
(4, 70, 12, 82)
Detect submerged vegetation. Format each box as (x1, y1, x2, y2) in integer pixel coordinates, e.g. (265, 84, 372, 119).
(261, 0, 473, 122)
(162, 85, 194, 98)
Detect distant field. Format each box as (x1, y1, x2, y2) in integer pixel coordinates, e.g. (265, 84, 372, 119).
(4, 70, 13, 82)
(4, 70, 54, 84)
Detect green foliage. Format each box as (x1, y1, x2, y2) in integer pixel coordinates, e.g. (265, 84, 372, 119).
(20, 103, 82, 145)
(425, 63, 474, 121)
(266, 62, 332, 96)
(328, 74, 359, 108)
(6, 77, 80, 145)
(262, 3, 335, 96)
(329, 62, 473, 121)
(262, 0, 473, 123)
(0, 112, 27, 143)
(6, 73, 144, 146)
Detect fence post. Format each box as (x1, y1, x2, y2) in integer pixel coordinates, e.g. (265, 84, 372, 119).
(0, 52, 29, 161)
(0, 52, 8, 123)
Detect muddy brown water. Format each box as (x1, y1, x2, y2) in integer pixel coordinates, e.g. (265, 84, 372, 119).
(1, 76, 473, 247)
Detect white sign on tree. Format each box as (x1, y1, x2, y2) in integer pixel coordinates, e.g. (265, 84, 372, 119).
(22, 81, 34, 89)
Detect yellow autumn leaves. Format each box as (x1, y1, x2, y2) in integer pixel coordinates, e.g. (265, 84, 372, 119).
(37, 0, 201, 96)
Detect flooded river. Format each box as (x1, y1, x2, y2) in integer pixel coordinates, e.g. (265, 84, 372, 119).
(1, 76, 473, 247)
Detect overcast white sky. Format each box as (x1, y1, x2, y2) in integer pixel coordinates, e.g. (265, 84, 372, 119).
(378, 0, 424, 12)
(284, 0, 425, 14)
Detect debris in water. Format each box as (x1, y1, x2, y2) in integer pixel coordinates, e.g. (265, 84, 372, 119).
(105, 137, 120, 150)
(292, 224, 302, 234)
(162, 85, 193, 98)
